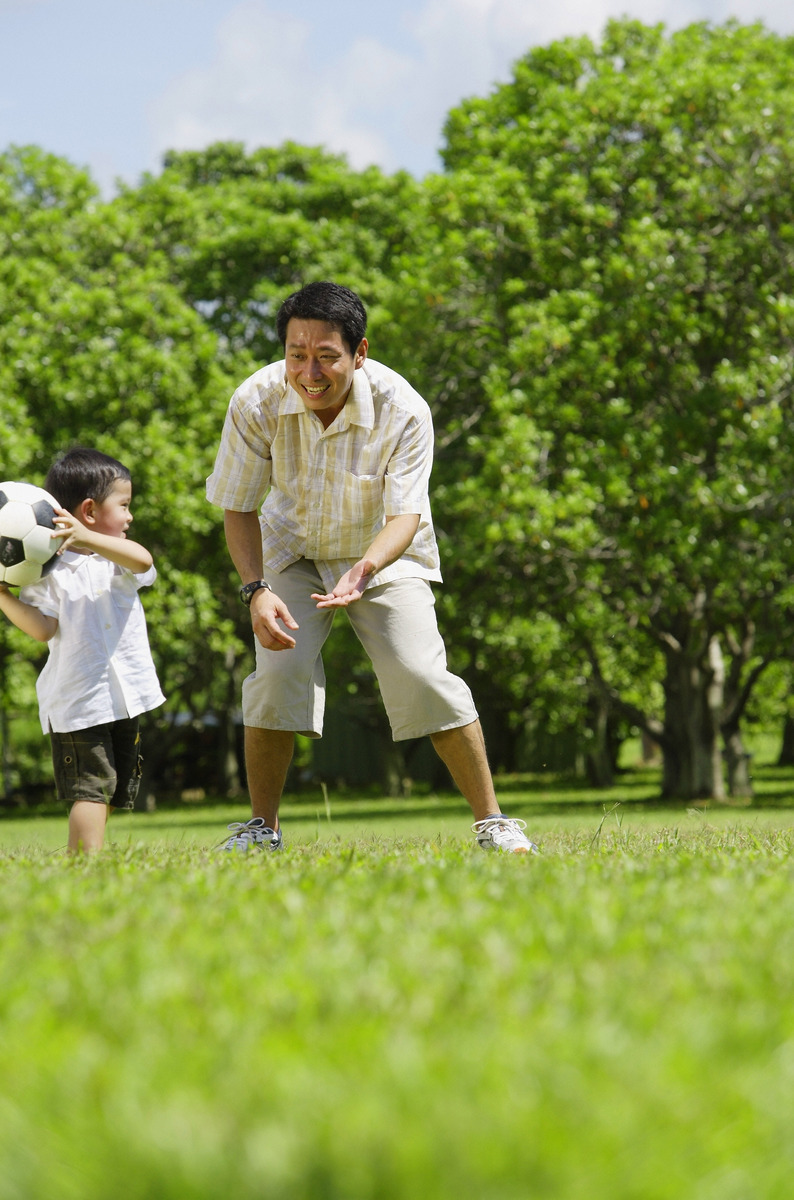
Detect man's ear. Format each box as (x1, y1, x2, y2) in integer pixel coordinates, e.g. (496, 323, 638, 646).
(354, 337, 368, 369)
(77, 498, 96, 525)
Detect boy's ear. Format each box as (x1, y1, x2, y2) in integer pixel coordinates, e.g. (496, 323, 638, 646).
(77, 498, 96, 525)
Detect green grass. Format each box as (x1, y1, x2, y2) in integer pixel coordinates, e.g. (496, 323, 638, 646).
(2, 779, 794, 1198)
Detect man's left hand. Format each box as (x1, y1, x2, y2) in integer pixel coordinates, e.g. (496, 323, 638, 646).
(312, 559, 374, 609)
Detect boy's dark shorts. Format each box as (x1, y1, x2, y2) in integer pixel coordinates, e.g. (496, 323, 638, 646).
(50, 717, 143, 810)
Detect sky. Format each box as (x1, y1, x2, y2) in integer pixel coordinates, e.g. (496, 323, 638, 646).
(1, 0, 793, 195)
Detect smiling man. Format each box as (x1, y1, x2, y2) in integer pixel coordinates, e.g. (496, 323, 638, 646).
(206, 281, 537, 856)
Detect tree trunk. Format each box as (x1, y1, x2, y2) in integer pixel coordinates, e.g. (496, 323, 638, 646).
(585, 690, 615, 788)
(778, 713, 794, 767)
(220, 648, 242, 795)
(382, 741, 408, 797)
(660, 636, 725, 801)
(723, 726, 753, 799)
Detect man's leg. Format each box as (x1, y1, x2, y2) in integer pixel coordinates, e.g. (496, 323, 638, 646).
(244, 727, 294, 831)
(432, 719, 538, 853)
(349, 580, 537, 854)
(348, 579, 498, 821)
(225, 559, 333, 850)
(430, 718, 500, 824)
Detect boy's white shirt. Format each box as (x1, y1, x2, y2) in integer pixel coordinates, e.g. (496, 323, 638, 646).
(20, 551, 165, 734)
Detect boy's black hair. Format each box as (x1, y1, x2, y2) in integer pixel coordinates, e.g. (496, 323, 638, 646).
(276, 281, 367, 356)
(45, 448, 131, 515)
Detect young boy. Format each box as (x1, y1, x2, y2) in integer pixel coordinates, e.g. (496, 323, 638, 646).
(0, 448, 165, 852)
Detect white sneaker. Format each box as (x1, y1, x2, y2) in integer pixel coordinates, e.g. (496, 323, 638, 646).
(220, 817, 283, 853)
(473, 815, 538, 855)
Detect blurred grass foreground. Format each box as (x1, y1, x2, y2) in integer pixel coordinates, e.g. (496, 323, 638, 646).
(2, 757, 794, 1198)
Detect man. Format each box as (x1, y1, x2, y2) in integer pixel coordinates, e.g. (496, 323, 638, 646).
(206, 281, 536, 855)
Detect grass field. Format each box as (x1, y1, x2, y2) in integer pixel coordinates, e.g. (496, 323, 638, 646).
(2, 768, 794, 1198)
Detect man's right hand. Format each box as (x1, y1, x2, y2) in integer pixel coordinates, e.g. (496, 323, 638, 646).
(250, 587, 299, 651)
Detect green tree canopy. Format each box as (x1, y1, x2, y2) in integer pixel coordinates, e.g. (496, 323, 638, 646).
(0, 146, 245, 794)
(423, 19, 794, 798)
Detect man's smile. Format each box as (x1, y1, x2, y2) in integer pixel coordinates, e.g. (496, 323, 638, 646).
(284, 318, 368, 429)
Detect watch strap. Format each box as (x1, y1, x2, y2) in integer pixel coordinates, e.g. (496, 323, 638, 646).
(239, 579, 272, 605)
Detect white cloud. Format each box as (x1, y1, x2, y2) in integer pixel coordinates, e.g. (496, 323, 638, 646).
(149, 2, 412, 171)
(147, 0, 794, 179)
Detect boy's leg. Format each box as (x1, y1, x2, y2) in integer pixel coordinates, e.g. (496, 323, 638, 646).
(68, 801, 108, 854)
(109, 717, 143, 811)
(51, 722, 123, 854)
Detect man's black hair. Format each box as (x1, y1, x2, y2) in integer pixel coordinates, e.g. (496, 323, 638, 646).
(276, 281, 367, 356)
(45, 447, 131, 515)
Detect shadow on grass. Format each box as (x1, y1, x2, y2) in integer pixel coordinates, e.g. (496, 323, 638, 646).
(5, 765, 794, 833)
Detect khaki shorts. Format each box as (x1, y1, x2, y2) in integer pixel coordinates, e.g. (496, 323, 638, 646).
(242, 560, 478, 741)
(50, 717, 143, 810)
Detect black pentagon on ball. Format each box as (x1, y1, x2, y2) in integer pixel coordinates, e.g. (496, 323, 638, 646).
(0, 536, 25, 568)
(32, 499, 57, 529)
(0, 490, 10, 511)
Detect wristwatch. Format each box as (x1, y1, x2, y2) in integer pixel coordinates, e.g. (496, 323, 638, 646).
(239, 579, 272, 606)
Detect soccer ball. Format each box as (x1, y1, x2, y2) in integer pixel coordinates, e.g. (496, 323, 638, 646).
(0, 481, 64, 587)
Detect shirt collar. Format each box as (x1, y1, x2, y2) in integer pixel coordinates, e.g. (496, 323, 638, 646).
(58, 550, 118, 574)
(278, 363, 375, 431)
(58, 550, 90, 572)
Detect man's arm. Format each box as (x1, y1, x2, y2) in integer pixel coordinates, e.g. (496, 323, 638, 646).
(0, 585, 58, 642)
(312, 513, 421, 609)
(224, 510, 299, 651)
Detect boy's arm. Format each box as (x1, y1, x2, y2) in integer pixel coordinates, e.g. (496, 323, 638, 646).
(0, 584, 58, 642)
(54, 511, 154, 573)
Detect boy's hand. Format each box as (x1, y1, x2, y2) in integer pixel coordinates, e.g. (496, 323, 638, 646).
(52, 508, 90, 553)
(51, 507, 153, 573)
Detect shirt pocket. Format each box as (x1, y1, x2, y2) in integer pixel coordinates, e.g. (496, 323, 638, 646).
(331, 472, 385, 555)
(340, 472, 383, 523)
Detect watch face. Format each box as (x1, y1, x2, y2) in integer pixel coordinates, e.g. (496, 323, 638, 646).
(240, 581, 267, 605)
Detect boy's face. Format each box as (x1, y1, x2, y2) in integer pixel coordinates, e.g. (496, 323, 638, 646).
(88, 478, 133, 539)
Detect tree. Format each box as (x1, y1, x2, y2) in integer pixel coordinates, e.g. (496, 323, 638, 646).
(423, 19, 794, 799)
(115, 142, 445, 793)
(0, 146, 245, 797)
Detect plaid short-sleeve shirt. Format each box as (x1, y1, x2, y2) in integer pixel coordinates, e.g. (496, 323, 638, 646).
(206, 358, 442, 591)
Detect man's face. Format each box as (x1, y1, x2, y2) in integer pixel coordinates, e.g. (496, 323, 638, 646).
(284, 319, 367, 428)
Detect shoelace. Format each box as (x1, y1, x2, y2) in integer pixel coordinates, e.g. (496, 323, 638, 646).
(223, 819, 269, 847)
(471, 816, 528, 835)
